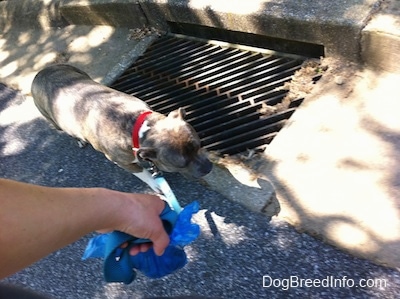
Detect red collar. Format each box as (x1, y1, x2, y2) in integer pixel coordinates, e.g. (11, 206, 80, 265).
(132, 111, 152, 155)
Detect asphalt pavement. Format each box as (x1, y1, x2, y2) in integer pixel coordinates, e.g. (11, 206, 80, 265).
(1, 83, 399, 298)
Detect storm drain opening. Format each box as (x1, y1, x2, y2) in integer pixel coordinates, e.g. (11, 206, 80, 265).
(111, 34, 323, 156)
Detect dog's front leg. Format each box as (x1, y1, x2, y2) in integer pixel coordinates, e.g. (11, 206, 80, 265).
(112, 160, 162, 194)
(132, 169, 161, 194)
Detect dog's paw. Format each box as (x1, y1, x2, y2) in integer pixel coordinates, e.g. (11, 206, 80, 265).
(76, 139, 88, 148)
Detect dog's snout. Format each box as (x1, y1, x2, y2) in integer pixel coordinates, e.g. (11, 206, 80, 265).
(190, 155, 212, 178)
(200, 159, 213, 176)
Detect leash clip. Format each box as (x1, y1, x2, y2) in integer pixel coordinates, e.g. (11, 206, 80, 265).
(133, 148, 181, 213)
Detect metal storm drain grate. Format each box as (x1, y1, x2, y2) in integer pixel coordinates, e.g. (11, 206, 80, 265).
(111, 35, 314, 155)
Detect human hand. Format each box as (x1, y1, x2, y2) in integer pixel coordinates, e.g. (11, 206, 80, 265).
(98, 191, 170, 256)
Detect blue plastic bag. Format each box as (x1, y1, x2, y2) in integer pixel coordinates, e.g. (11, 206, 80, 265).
(83, 201, 200, 284)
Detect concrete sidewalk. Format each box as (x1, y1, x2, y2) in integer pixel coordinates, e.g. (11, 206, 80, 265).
(0, 0, 399, 270)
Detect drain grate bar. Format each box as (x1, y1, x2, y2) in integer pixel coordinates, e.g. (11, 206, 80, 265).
(111, 35, 308, 155)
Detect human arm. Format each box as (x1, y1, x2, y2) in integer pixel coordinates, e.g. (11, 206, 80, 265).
(0, 178, 169, 279)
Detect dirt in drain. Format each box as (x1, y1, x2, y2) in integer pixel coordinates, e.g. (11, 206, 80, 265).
(257, 59, 326, 119)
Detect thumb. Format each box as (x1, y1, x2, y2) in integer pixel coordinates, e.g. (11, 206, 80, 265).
(150, 223, 170, 256)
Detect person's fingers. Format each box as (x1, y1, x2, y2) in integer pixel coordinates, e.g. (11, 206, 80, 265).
(128, 242, 159, 256)
(150, 227, 170, 256)
(129, 245, 140, 256)
(139, 242, 152, 253)
(142, 197, 170, 256)
(115, 193, 170, 256)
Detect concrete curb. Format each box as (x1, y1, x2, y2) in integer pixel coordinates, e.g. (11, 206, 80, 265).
(361, 0, 400, 74)
(60, 0, 382, 62)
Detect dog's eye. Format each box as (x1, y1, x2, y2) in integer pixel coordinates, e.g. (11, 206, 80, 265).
(184, 141, 200, 157)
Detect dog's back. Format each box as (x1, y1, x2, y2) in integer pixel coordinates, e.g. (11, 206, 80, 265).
(31, 64, 150, 153)
(31, 64, 92, 130)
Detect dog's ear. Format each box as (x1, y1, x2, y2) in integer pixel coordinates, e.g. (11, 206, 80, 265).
(168, 107, 186, 120)
(138, 147, 157, 161)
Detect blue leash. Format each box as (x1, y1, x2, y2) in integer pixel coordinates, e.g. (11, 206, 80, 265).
(154, 176, 182, 213)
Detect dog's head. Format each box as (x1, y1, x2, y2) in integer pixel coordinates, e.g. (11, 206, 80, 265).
(138, 108, 212, 179)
